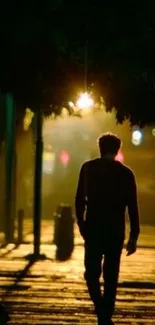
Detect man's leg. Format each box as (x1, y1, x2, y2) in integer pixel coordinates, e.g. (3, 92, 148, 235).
(0, 304, 10, 324)
(102, 250, 122, 322)
(84, 242, 103, 316)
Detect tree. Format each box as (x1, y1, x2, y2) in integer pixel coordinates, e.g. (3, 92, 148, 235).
(91, 2, 155, 127)
(1, 1, 155, 127)
(0, 2, 65, 108)
(63, 1, 155, 127)
(105, 3, 155, 126)
(0, 1, 70, 146)
(1, 0, 155, 251)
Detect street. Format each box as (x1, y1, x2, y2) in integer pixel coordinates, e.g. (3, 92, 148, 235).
(0, 221, 155, 324)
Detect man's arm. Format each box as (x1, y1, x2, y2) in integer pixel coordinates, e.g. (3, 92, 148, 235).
(126, 170, 140, 255)
(127, 170, 140, 241)
(75, 163, 87, 237)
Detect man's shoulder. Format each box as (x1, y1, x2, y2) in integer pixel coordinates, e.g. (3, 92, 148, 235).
(81, 158, 100, 168)
(81, 160, 136, 179)
(121, 162, 135, 178)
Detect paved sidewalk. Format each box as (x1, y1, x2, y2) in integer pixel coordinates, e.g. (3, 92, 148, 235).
(0, 222, 155, 324)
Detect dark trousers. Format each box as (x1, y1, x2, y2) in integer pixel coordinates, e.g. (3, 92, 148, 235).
(84, 240, 122, 320)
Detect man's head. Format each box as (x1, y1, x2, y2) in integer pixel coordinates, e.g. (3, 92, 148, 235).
(97, 132, 122, 158)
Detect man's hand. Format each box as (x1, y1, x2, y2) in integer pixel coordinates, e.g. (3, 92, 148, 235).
(126, 238, 137, 256)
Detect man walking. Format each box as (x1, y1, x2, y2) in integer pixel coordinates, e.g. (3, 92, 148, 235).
(75, 133, 140, 325)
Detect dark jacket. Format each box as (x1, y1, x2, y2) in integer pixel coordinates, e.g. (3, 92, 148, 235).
(75, 158, 140, 243)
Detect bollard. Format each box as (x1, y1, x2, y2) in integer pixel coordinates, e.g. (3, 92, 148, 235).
(17, 209, 24, 244)
(53, 204, 74, 261)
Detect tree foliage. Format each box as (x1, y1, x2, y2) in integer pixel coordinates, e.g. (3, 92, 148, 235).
(0, 1, 155, 126)
(0, 1, 71, 112)
(90, 2, 155, 127)
(65, 1, 155, 126)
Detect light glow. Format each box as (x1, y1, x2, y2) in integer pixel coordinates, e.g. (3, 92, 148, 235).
(76, 92, 94, 111)
(115, 150, 124, 163)
(69, 101, 74, 108)
(132, 130, 143, 146)
(152, 128, 155, 136)
(43, 151, 55, 174)
(23, 108, 34, 131)
(59, 150, 70, 166)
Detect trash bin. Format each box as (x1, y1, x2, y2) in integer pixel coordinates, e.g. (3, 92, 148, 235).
(53, 203, 74, 261)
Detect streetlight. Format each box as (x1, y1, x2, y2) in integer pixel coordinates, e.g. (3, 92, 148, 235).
(132, 129, 143, 146)
(76, 92, 94, 113)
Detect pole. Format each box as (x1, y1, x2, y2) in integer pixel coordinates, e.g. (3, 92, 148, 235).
(5, 93, 15, 243)
(12, 151, 17, 240)
(33, 106, 43, 257)
(17, 209, 24, 245)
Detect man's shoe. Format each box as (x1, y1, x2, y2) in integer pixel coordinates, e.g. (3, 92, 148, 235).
(0, 305, 10, 324)
(103, 320, 114, 325)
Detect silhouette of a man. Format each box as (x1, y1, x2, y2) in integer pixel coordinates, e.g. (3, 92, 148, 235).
(75, 133, 140, 325)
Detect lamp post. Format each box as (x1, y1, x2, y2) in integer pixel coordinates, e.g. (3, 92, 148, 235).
(33, 106, 44, 257)
(25, 104, 47, 261)
(5, 93, 16, 243)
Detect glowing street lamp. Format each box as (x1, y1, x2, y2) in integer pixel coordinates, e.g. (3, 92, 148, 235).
(76, 92, 94, 112)
(132, 129, 143, 146)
